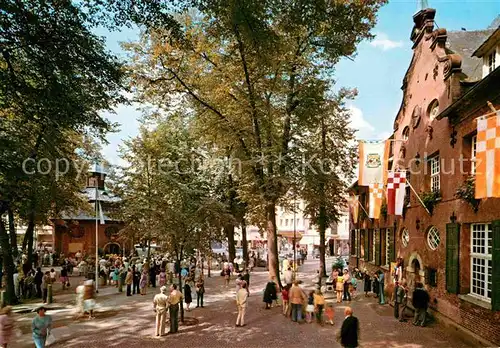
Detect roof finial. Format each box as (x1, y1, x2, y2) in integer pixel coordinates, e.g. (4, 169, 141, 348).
(417, 0, 429, 11)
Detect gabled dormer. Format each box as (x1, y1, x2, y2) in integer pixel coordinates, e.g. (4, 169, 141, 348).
(472, 27, 500, 78)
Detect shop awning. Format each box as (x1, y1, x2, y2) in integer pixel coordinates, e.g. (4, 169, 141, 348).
(299, 235, 321, 245)
(277, 231, 303, 239)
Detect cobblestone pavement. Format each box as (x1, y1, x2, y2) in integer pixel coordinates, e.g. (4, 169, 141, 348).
(11, 259, 475, 348)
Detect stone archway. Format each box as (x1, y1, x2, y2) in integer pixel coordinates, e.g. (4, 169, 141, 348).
(406, 252, 426, 300)
(103, 242, 121, 255)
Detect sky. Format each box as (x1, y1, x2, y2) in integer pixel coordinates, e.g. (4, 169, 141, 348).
(96, 1, 500, 166)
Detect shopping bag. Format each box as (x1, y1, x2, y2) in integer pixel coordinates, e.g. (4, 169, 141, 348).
(46, 331, 57, 346)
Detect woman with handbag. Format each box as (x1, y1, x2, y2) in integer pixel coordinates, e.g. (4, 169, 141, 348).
(32, 307, 53, 348)
(196, 275, 205, 308)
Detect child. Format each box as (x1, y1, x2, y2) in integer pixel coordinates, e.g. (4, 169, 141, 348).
(306, 290, 315, 323)
(282, 285, 290, 316)
(324, 302, 335, 325)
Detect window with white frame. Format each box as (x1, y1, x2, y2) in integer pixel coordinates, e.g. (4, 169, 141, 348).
(285, 219, 288, 226)
(471, 135, 477, 174)
(385, 229, 391, 266)
(280, 219, 283, 226)
(429, 155, 440, 192)
(470, 223, 492, 301)
(488, 50, 496, 73)
(427, 226, 440, 250)
(402, 228, 409, 247)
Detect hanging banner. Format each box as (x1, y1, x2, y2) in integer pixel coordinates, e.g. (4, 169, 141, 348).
(387, 171, 407, 215)
(348, 195, 359, 222)
(475, 113, 500, 198)
(368, 183, 383, 219)
(358, 140, 390, 186)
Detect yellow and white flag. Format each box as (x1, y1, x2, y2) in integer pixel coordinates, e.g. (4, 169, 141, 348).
(369, 183, 383, 219)
(475, 113, 500, 198)
(358, 140, 390, 186)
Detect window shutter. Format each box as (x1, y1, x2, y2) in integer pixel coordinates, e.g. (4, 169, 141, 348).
(364, 229, 369, 260)
(375, 229, 381, 266)
(387, 228, 395, 263)
(350, 230, 355, 255)
(492, 220, 500, 311)
(445, 223, 460, 294)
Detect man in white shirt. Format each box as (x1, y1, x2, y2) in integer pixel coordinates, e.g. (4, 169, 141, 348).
(153, 286, 169, 337)
(283, 267, 293, 286)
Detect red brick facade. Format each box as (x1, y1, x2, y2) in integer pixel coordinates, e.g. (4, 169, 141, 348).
(350, 9, 500, 345)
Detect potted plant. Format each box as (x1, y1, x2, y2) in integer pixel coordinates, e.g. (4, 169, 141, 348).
(455, 176, 480, 212)
(421, 191, 441, 215)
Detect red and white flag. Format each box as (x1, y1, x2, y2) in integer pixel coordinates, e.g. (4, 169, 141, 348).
(387, 171, 407, 216)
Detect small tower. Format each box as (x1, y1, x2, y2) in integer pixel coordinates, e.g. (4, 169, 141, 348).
(87, 163, 107, 190)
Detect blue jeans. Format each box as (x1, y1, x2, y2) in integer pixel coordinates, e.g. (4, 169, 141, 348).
(291, 303, 302, 322)
(33, 335, 46, 348)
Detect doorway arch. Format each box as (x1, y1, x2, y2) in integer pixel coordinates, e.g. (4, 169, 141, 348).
(406, 252, 426, 300)
(103, 242, 121, 255)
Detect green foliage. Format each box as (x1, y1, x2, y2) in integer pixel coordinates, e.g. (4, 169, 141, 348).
(381, 201, 388, 220)
(455, 176, 480, 213)
(332, 258, 344, 271)
(422, 191, 441, 215)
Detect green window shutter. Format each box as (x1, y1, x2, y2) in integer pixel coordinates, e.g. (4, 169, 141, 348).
(368, 229, 373, 261)
(492, 220, 500, 311)
(350, 230, 355, 255)
(387, 228, 394, 263)
(391, 227, 396, 261)
(445, 223, 460, 294)
(364, 229, 369, 260)
(375, 229, 381, 266)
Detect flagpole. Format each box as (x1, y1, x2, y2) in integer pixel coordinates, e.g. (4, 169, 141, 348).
(406, 179, 431, 215)
(95, 186, 99, 293)
(357, 200, 371, 219)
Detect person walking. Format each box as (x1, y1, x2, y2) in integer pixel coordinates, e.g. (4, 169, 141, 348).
(376, 271, 385, 304)
(313, 289, 325, 325)
(412, 282, 429, 327)
(168, 284, 183, 334)
(235, 282, 248, 327)
(42, 272, 51, 304)
(339, 307, 359, 348)
(140, 270, 148, 295)
(306, 290, 315, 323)
(133, 266, 141, 295)
(263, 278, 277, 309)
(34, 268, 43, 299)
(289, 280, 306, 322)
(195, 275, 205, 308)
(0, 306, 14, 348)
(153, 286, 169, 337)
(281, 285, 290, 317)
(222, 267, 231, 287)
(335, 271, 344, 303)
(125, 268, 133, 296)
(396, 280, 408, 322)
(31, 307, 52, 348)
(342, 269, 351, 301)
(159, 269, 167, 287)
(283, 267, 293, 288)
(363, 270, 371, 297)
(149, 265, 157, 288)
(184, 282, 192, 311)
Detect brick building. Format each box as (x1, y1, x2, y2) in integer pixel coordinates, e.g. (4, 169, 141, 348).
(349, 9, 500, 345)
(52, 165, 129, 257)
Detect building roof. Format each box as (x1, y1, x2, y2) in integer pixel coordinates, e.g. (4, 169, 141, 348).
(83, 187, 121, 203)
(446, 29, 496, 81)
(472, 28, 500, 58)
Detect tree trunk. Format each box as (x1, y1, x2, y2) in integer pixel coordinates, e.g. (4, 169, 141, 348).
(224, 224, 236, 263)
(0, 218, 18, 305)
(318, 204, 327, 278)
(241, 220, 248, 268)
(147, 238, 151, 261)
(266, 203, 282, 289)
(23, 211, 35, 268)
(7, 209, 17, 258)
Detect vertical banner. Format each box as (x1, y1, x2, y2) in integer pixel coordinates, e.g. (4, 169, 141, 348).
(358, 140, 390, 186)
(475, 113, 500, 198)
(368, 183, 383, 219)
(387, 171, 407, 215)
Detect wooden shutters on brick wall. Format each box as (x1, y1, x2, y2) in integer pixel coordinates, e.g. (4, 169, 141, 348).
(387, 228, 394, 264)
(364, 229, 369, 260)
(375, 229, 381, 266)
(492, 220, 500, 311)
(350, 229, 355, 255)
(445, 223, 460, 294)
(368, 229, 373, 261)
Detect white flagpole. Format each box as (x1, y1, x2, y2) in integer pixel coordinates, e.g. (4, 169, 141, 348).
(406, 179, 431, 215)
(95, 186, 99, 293)
(357, 200, 371, 220)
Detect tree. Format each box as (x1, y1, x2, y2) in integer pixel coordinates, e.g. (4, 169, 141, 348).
(126, 0, 385, 285)
(298, 89, 357, 277)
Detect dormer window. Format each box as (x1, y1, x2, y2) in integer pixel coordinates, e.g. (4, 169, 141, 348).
(428, 99, 439, 121)
(488, 50, 496, 73)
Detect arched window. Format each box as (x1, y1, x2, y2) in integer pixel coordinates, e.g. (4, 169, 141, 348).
(401, 228, 409, 247)
(427, 226, 440, 250)
(402, 126, 410, 141)
(428, 99, 439, 120)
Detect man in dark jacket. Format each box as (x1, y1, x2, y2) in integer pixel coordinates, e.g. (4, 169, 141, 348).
(412, 282, 429, 327)
(132, 266, 141, 295)
(340, 307, 359, 348)
(34, 267, 44, 298)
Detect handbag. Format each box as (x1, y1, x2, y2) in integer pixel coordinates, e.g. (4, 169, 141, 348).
(46, 331, 57, 346)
